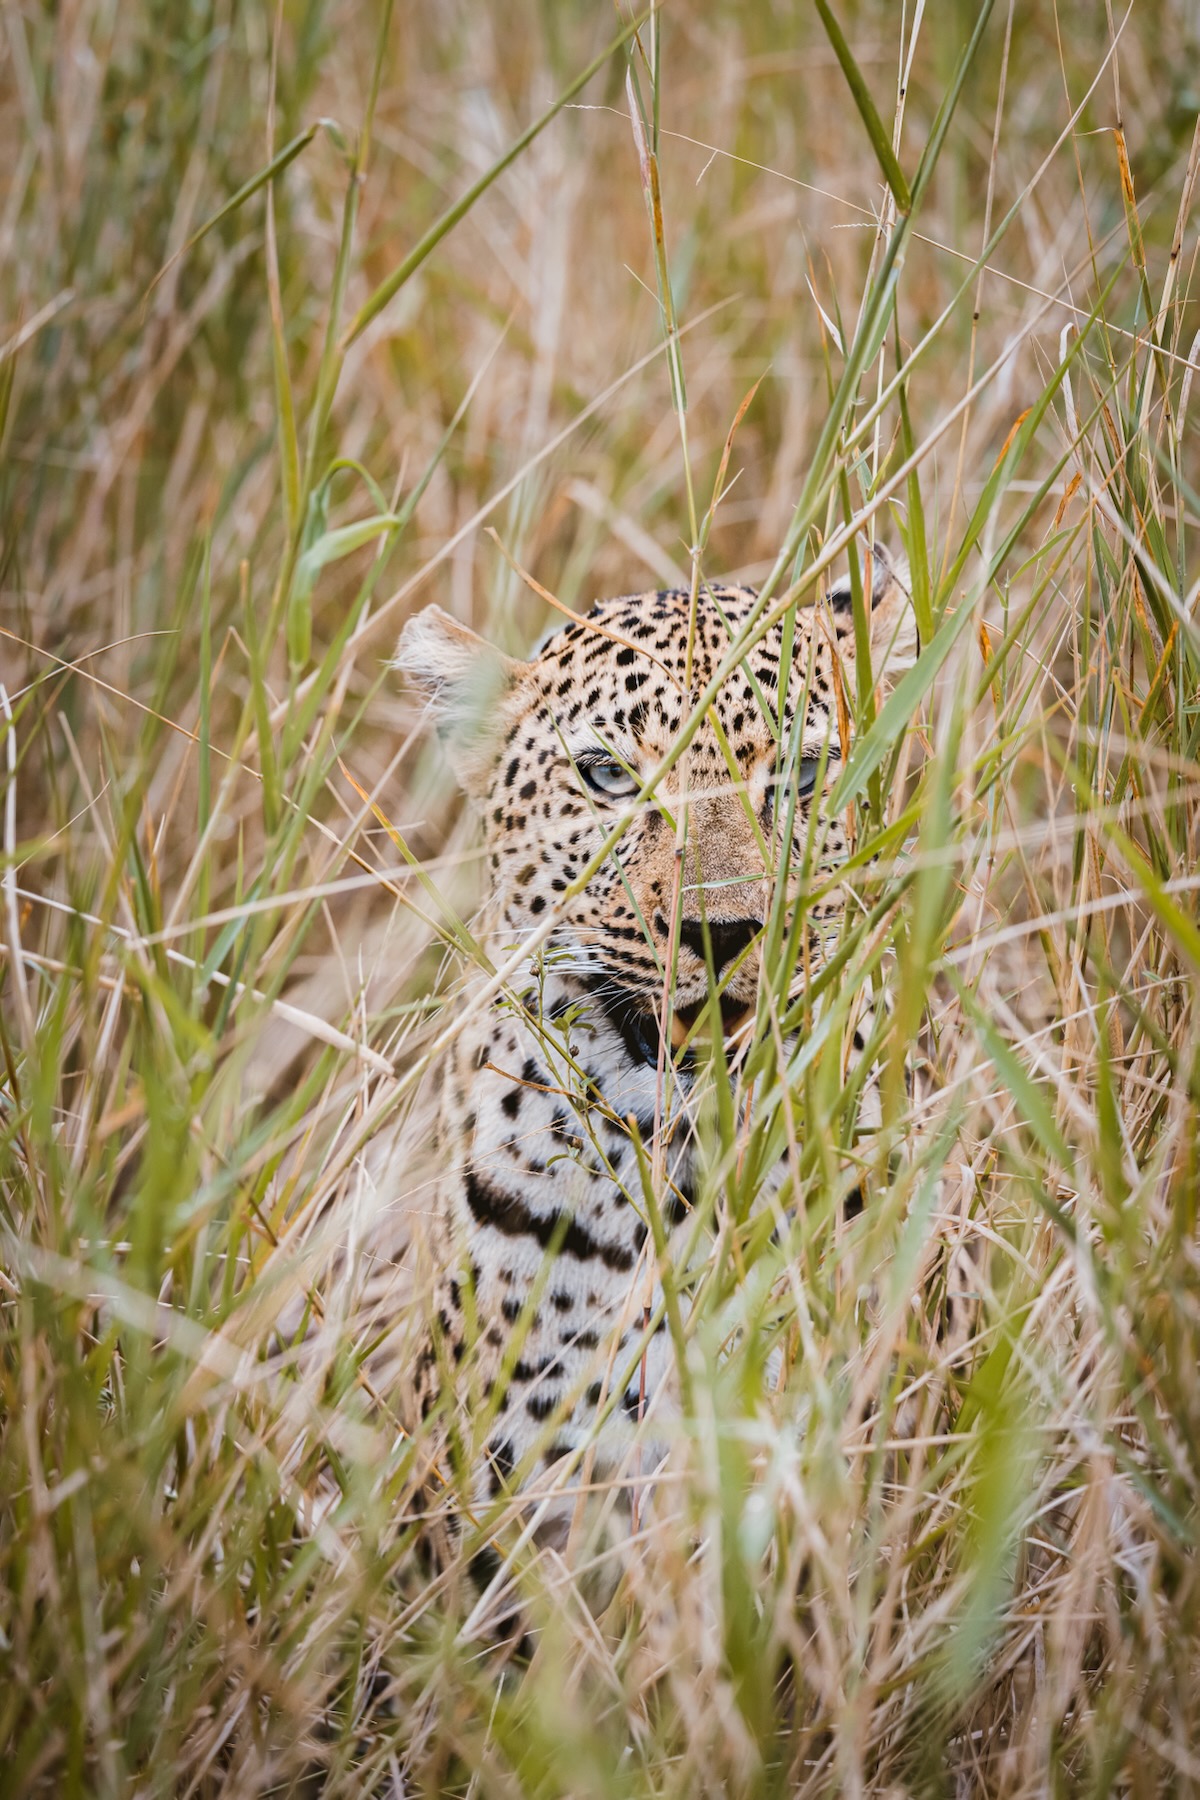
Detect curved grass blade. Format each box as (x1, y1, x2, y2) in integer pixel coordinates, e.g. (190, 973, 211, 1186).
(341, 13, 648, 351)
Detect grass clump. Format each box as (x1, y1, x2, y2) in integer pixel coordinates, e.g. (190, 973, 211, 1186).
(2, 1, 1200, 1794)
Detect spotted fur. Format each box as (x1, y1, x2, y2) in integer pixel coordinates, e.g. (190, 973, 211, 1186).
(396, 548, 918, 1538)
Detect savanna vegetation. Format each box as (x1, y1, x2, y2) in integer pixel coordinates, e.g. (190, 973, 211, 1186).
(2, 1, 1200, 1793)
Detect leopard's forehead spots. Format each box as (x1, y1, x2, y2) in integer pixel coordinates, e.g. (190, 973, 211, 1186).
(520, 586, 842, 768)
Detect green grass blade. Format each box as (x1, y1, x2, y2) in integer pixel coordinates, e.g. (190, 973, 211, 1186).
(341, 14, 647, 350)
(815, 0, 912, 212)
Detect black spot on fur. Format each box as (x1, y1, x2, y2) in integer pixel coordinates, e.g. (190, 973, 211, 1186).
(663, 1177, 693, 1228)
(469, 1544, 502, 1590)
(465, 1171, 635, 1271)
(486, 1439, 516, 1495)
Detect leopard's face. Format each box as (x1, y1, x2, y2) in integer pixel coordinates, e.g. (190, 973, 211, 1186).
(399, 552, 916, 1066)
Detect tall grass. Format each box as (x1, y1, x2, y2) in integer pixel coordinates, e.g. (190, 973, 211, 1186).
(2, 1, 1199, 1793)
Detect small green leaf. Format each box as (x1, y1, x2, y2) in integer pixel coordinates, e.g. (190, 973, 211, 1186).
(293, 512, 403, 598)
(831, 591, 978, 810)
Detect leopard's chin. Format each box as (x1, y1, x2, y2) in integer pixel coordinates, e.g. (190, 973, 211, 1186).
(586, 976, 753, 1070)
(672, 992, 755, 1047)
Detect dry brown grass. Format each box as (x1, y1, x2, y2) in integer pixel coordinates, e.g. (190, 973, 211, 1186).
(2, 1, 1200, 1793)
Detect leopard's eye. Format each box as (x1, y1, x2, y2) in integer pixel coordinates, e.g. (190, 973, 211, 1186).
(578, 755, 639, 801)
(796, 757, 824, 800)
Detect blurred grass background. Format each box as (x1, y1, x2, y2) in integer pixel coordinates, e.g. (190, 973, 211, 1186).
(3, 1, 1200, 1794)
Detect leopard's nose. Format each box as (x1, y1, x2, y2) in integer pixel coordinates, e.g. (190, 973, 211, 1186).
(676, 915, 761, 974)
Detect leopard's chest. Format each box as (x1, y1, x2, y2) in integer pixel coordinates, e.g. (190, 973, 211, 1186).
(420, 983, 697, 1477)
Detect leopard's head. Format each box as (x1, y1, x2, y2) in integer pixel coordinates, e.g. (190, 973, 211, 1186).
(398, 550, 916, 1065)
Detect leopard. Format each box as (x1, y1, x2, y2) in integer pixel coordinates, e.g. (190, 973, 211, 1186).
(394, 544, 930, 1575)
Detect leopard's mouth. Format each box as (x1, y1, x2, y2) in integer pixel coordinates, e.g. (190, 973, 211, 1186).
(672, 991, 755, 1048)
(588, 979, 754, 1070)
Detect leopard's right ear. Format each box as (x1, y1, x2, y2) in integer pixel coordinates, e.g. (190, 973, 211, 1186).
(395, 605, 520, 798)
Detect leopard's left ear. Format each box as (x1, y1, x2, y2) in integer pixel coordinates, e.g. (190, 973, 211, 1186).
(867, 543, 919, 679)
(395, 604, 520, 798)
